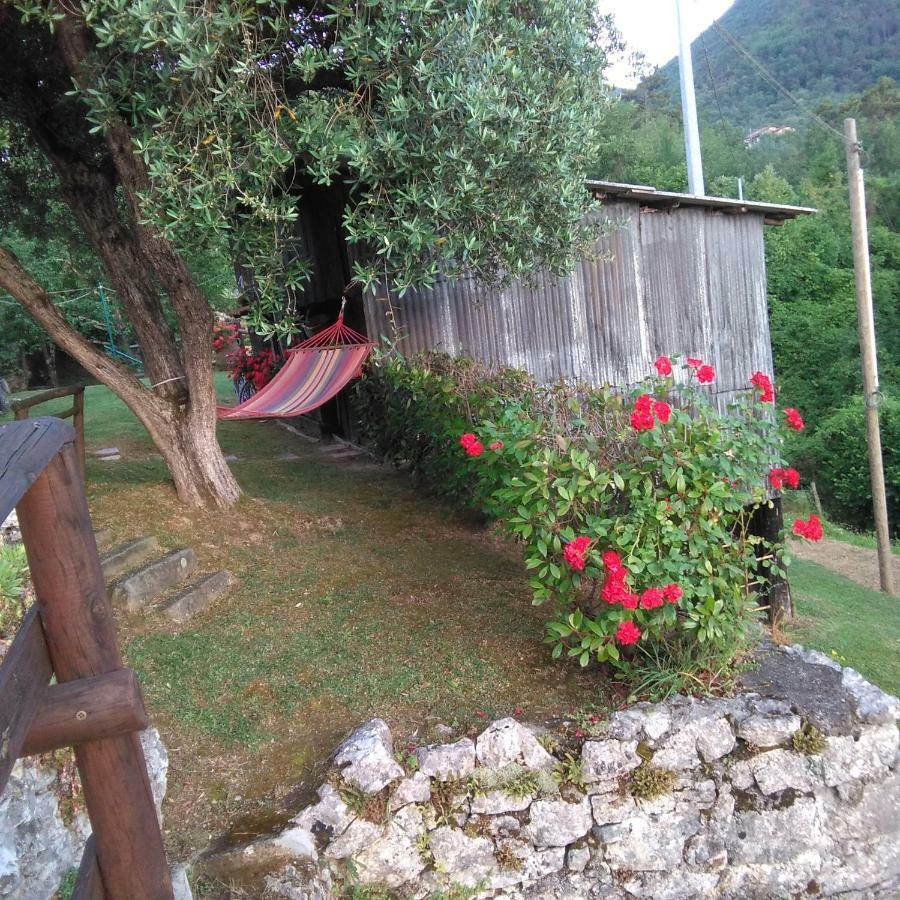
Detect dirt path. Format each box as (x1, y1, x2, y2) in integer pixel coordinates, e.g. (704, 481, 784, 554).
(791, 536, 900, 592)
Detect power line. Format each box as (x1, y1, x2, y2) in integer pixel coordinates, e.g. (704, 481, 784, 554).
(703, 14, 847, 143)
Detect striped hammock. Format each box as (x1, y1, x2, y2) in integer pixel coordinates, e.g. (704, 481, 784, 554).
(217, 314, 374, 421)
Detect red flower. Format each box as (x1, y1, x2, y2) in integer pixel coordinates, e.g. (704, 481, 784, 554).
(793, 514, 823, 542)
(460, 433, 478, 449)
(489, 440, 504, 451)
(769, 467, 785, 490)
(574, 728, 584, 738)
(686, 357, 703, 369)
(653, 400, 672, 424)
(615, 621, 641, 646)
(654, 355, 672, 376)
(784, 467, 800, 489)
(750, 371, 775, 402)
(631, 394, 655, 431)
(785, 408, 805, 431)
(564, 536, 592, 571)
(475, 710, 486, 718)
(697, 364, 716, 384)
(602, 550, 625, 578)
(601, 579, 636, 608)
(663, 583, 682, 604)
(514, 706, 524, 716)
(640, 587, 665, 610)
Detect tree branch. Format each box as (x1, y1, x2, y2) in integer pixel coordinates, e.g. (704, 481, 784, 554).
(0, 245, 156, 413)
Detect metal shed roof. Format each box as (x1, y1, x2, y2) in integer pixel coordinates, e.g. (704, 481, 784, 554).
(586, 180, 816, 224)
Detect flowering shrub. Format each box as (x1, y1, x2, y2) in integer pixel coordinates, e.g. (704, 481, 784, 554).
(357, 351, 815, 680)
(212, 322, 240, 353)
(225, 346, 279, 391)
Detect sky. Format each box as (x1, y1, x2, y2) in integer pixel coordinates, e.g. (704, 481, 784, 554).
(603, 0, 736, 88)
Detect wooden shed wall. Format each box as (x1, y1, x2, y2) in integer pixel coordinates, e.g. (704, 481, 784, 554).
(362, 201, 774, 400)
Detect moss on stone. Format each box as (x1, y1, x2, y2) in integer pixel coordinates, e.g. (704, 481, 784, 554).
(629, 762, 677, 800)
(791, 722, 827, 755)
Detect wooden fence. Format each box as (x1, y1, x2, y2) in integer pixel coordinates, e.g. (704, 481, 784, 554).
(0, 417, 172, 899)
(11, 384, 86, 477)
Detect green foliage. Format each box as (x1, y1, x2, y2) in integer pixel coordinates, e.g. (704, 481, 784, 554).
(26, 0, 620, 336)
(354, 350, 535, 510)
(0, 543, 29, 638)
(800, 396, 899, 535)
(791, 721, 827, 755)
(553, 753, 587, 791)
(357, 352, 794, 680)
(629, 762, 677, 800)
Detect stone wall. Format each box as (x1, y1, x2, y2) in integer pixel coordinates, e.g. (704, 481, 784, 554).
(0, 729, 168, 900)
(203, 644, 900, 899)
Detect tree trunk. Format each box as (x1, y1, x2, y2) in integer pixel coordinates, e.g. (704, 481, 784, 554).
(41, 341, 58, 387)
(0, 246, 241, 508)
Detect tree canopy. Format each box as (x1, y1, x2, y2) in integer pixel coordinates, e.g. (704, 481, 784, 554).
(10, 0, 618, 337)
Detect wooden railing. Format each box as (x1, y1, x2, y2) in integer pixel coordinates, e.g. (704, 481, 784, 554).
(0, 418, 172, 899)
(11, 384, 86, 477)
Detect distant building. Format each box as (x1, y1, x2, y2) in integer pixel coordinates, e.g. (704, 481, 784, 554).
(744, 125, 797, 147)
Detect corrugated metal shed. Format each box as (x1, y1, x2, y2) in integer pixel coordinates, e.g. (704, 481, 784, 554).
(363, 185, 813, 402)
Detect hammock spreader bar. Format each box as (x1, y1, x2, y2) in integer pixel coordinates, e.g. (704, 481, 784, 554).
(217, 313, 374, 421)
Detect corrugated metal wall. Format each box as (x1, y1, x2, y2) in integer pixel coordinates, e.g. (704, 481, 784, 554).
(363, 201, 774, 401)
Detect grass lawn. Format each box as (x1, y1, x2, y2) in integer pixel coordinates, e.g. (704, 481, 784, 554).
(8, 381, 899, 858)
(7, 380, 608, 855)
(785, 558, 900, 696)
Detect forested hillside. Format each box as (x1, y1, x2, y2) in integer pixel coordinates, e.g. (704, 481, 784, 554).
(634, 0, 900, 130)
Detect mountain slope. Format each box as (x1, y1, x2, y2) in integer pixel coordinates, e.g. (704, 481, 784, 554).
(638, 0, 900, 130)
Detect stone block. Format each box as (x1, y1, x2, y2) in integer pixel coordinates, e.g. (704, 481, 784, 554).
(159, 570, 234, 624)
(110, 548, 197, 612)
(101, 536, 161, 580)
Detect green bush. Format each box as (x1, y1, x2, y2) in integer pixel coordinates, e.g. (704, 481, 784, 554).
(801, 395, 899, 535)
(356, 352, 800, 680)
(353, 350, 536, 512)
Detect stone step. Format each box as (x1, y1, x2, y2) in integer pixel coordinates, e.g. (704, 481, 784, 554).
(158, 570, 234, 624)
(110, 548, 197, 613)
(100, 536, 161, 581)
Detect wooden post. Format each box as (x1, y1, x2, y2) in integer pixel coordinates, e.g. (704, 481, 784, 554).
(73, 385, 86, 478)
(844, 118, 896, 596)
(16, 440, 172, 899)
(809, 481, 824, 519)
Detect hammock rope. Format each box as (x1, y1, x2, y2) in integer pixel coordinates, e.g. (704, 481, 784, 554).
(217, 311, 374, 421)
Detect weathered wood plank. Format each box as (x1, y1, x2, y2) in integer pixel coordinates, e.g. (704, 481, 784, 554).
(17, 445, 172, 899)
(0, 604, 52, 793)
(72, 835, 106, 900)
(21, 668, 149, 758)
(10, 383, 84, 412)
(0, 417, 74, 523)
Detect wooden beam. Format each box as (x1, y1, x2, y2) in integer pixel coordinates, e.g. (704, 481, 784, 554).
(72, 836, 106, 900)
(17, 443, 173, 899)
(0, 604, 52, 792)
(10, 383, 85, 412)
(21, 669, 149, 758)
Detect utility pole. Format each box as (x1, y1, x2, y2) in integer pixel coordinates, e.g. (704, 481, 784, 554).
(844, 117, 895, 596)
(676, 0, 705, 195)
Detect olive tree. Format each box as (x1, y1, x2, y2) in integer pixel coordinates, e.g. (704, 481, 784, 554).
(0, 0, 618, 506)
